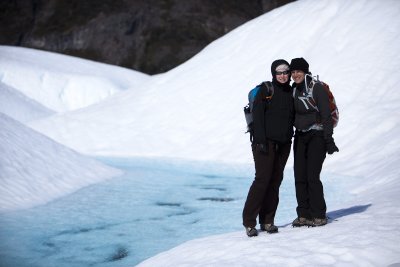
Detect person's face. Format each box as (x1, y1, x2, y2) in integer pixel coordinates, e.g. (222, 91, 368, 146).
(275, 70, 290, 84)
(291, 70, 305, 84)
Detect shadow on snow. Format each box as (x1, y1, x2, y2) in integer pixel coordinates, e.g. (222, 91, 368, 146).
(327, 204, 372, 220)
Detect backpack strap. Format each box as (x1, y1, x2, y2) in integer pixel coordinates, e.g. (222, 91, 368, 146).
(249, 81, 274, 110)
(263, 81, 274, 100)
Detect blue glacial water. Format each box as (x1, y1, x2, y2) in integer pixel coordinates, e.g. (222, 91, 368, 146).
(0, 157, 351, 267)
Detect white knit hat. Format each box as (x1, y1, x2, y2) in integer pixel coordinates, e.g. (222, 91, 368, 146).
(275, 64, 290, 72)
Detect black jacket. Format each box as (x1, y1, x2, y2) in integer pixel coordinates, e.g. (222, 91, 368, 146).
(292, 80, 333, 140)
(252, 81, 294, 144)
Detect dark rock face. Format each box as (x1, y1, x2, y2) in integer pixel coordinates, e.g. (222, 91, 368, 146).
(0, 0, 295, 74)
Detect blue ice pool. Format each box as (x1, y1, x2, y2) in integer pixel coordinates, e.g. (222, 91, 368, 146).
(0, 157, 350, 266)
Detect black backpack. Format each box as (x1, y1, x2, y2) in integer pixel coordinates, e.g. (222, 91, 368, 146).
(243, 81, 274, 140)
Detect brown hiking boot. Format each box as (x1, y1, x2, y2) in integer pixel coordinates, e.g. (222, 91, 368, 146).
(245, 227, 258, 237)
(260, 223, 278, 233)
(292, 217, 312, 227)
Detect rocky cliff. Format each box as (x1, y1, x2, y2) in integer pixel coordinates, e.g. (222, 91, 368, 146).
(0, 0, 294, 74)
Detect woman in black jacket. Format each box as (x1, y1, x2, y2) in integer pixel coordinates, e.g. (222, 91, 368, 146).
(242, 59, 294, 237)
(289, 57, 339, 227)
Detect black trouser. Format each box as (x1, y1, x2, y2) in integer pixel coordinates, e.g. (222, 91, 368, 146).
(293, 130, 327, 219)
(242, 140, 291, 228)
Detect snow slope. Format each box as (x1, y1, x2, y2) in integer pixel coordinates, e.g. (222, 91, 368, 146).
(0, 81, 54, 122)
(0, 46, 150, 112)
(0, 113, 122, 211)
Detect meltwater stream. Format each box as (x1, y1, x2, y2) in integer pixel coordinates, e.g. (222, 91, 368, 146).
(0, 157, 349, 267)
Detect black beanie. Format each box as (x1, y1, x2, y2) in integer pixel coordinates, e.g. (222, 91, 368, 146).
(270, 59, 290, 76)
(290, 57, 309, 73)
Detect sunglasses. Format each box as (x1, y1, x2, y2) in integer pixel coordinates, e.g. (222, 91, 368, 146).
(276, 71, 290, 75)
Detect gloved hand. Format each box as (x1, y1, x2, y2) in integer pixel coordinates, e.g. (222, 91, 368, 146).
(258, 143, 268, 154)
(326, 138, 339, 155)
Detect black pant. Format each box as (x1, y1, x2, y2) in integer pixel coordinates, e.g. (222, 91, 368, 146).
(242, 140, 291, 228)
(293, 130, 327, 219)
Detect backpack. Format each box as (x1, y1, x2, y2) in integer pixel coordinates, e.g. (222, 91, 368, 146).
(243, 81, 274, 139)
(294, 74, 339, 128)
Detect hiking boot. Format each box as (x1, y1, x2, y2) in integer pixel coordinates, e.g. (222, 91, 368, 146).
(245, 227, 258, 237)
(311, 217, 328, 227)
(260, 223, 278, 234)
(292, 217, 312, 227)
